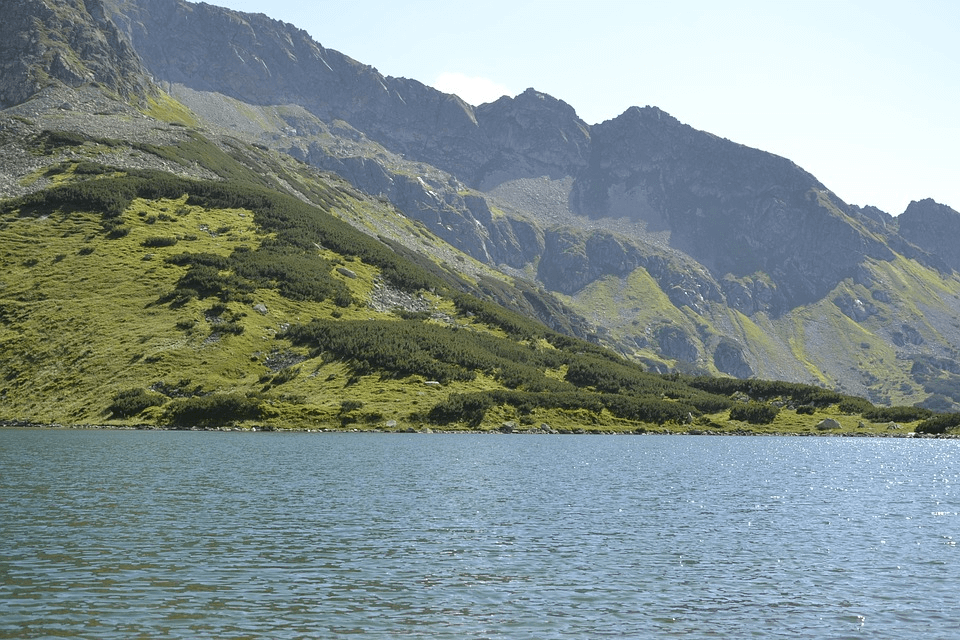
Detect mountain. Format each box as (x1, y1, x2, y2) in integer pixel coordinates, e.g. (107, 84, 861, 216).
(2, 0, 960, 432)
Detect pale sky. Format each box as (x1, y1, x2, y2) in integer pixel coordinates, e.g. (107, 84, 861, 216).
(210, 0, 959, 215)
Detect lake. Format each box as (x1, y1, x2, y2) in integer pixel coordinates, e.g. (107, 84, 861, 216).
(1, 429, 958, 638)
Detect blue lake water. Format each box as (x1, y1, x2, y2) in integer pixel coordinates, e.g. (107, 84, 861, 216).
(2, 429, 959, 638)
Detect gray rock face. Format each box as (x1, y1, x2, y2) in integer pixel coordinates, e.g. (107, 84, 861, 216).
(898, 199, 960, 272)
(0, 0, 152, 108)
(106, 0, 490, 177)
(474, 89, 591, 188)
(537, 228, 721, 311)
(655, 325, 699, 363)
(893, 324, 925, 347)
(307, 153, 539, 267)
(713, 340, 754, 378)
(834, 293, 878, 322)
(720, 273, 779, 316)
(571, 106, 895, 313)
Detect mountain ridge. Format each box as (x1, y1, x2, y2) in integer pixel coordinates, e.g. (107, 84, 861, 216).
(4, 0, 960, 417)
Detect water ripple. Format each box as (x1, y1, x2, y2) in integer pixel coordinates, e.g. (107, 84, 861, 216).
(2, 430, 959, 638)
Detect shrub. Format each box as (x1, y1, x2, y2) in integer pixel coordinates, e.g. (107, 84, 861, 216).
(109, 388, 165, 418)
(861, 406, 933, 423)
(173, 264, 254, 301)
(166, 252, 230, 270)
(729, 402, 780, 424)
(164, 394, 264, 427)
(684, 376, 845, 407)
(340, 400, 363, 413)
(915, 413, 960, 435)
(427, 393, 495, 427)
(394, 309, 431, 321)
(74, 161, 113, 175)
(838, 397, 875, 414)
(266, 367, 300, 387)
(142, 236, 179, 248)
(38, 130, 88, 150)
(218, 320, 245, 335)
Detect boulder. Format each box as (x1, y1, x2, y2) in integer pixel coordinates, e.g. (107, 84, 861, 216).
(816, 418, 841, 431)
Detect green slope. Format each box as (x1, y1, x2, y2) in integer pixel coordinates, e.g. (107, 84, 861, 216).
(0, 127, 947, 435)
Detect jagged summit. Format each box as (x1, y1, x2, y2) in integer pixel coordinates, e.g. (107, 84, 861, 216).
(898, 198, 960, 272)
(474, 88, 591, 187)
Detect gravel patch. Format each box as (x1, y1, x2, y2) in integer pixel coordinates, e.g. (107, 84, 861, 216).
(0, 85, 220, 200)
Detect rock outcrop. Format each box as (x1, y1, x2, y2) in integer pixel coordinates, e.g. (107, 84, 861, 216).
(0, 0, 152, 108)
(473, 89, 591, 188)
(537, 228, 721, 312)
(897, 199, 960, 272)
(713, 340, 754, 378)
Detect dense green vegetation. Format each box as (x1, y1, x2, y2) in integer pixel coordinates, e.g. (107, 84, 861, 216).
(164, 394, 265, 428)
(729, 403, 780, 424)
(915, 413, 960, 435)
(5, 165, 444, 297)
(108, 388, 165, 418)
(426, 389, 700, 428)
(279, 314, 934, 431)
(682, 377, 846, 407)
(284, 318, 570, 387)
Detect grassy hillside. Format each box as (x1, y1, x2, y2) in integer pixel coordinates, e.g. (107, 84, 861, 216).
(0, 128, 951, 435)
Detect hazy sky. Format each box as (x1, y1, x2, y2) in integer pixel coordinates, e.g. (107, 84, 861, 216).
(210, 0, 958, 215)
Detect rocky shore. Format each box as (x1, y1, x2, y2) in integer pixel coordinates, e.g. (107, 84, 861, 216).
(2, 418, 946, 437)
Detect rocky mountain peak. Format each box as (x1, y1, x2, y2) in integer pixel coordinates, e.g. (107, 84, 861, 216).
(898, 198, 960, 272)
(901, 197, 958, 220)
(566, 101, 903, 313)
(107, 0, 369, 109)
(106, 0, 489, 176)
(474, 87, 591, 187)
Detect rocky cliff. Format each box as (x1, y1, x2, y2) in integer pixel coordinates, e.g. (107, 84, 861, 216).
(0, 0, 152, 109)
(473, 89, 591, 188)
(898, 199, 960, 272)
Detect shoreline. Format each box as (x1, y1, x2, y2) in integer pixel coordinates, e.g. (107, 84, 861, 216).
(2, 419, 953, 438)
